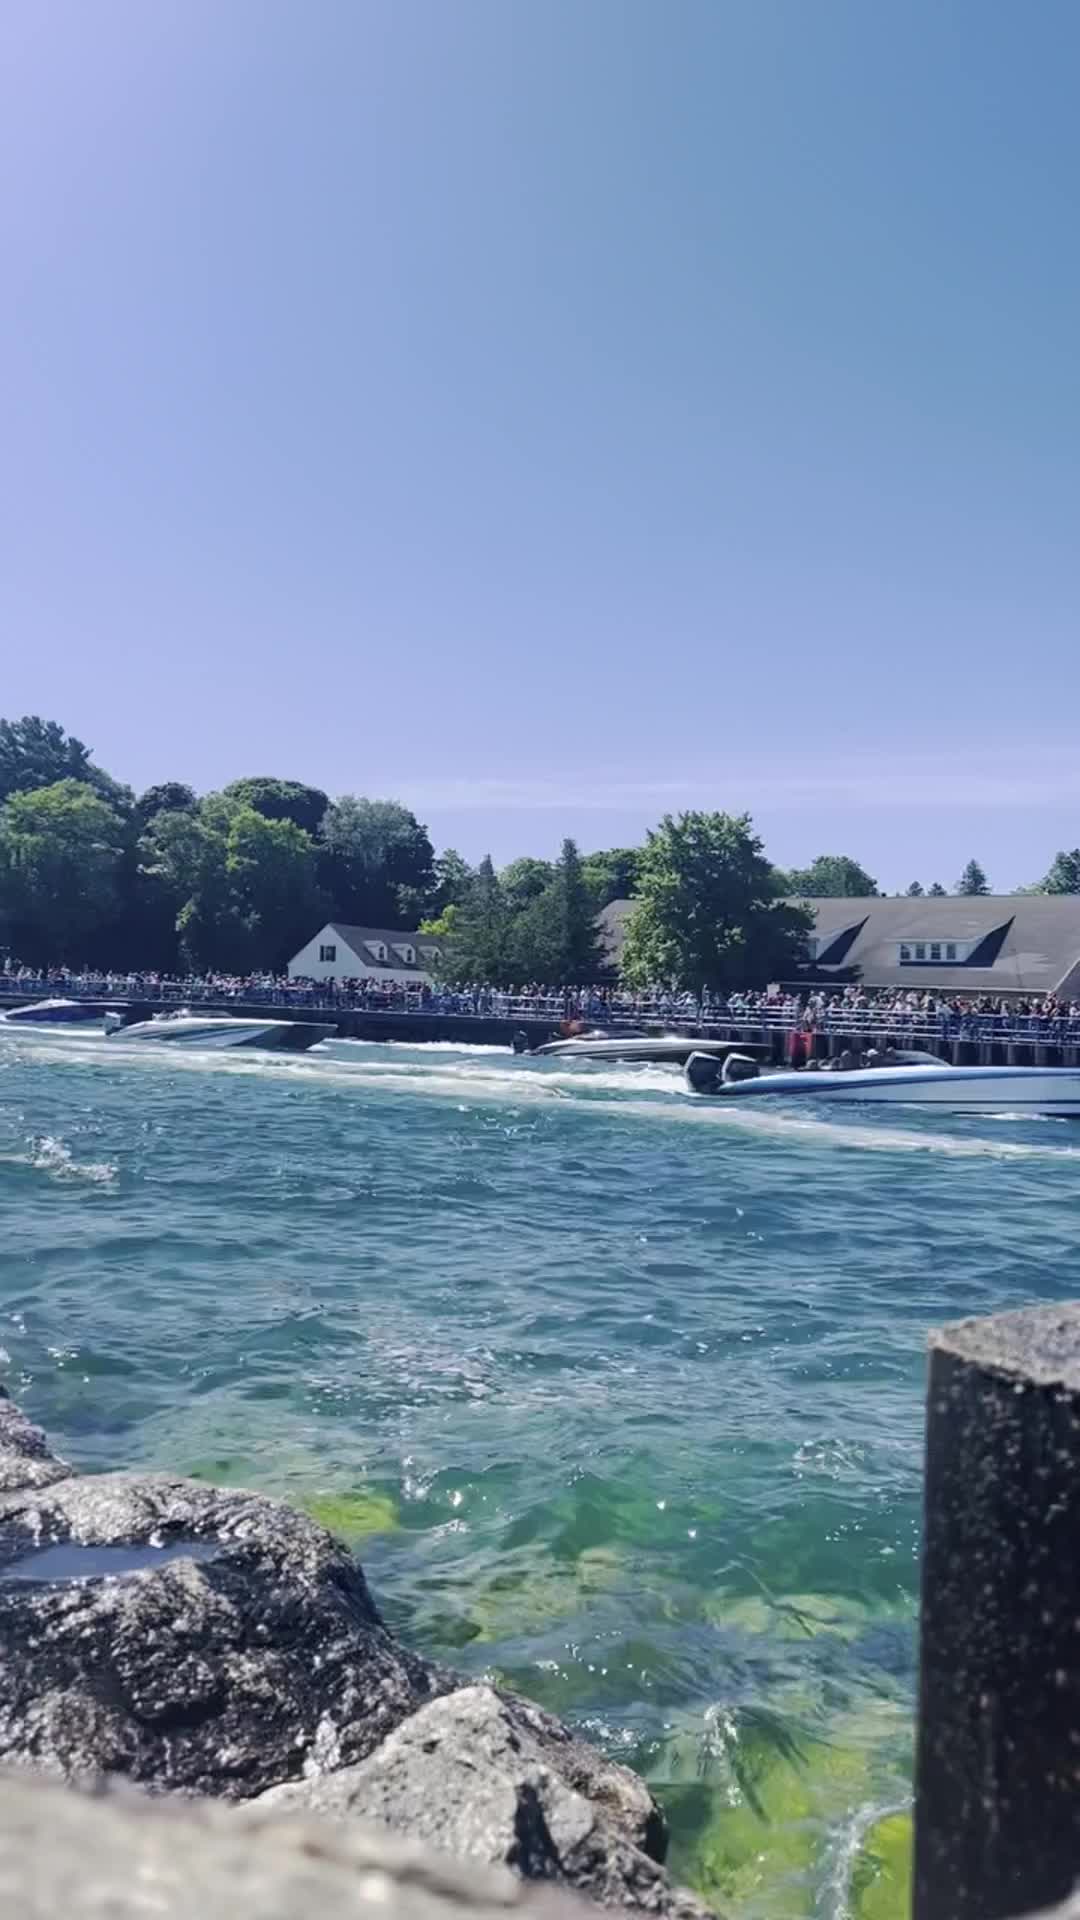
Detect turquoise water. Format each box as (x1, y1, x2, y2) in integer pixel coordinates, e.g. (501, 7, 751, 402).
(2, 1029, 1077, 1916)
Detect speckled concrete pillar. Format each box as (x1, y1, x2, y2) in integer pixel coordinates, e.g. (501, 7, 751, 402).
(915, 1304, 1080, 1920)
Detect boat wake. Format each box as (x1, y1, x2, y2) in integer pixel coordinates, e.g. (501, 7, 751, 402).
(5, 1030, 1080, 1163)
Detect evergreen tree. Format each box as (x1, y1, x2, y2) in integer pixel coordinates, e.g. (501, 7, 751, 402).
(928, 881, 947, 896)
(906, 881, 924, 897)
(1042, 849, 1080, 894)
(955, 860, 990, 896)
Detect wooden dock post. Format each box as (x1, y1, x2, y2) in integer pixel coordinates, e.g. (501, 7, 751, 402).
(915, 1304, 1080, 1920)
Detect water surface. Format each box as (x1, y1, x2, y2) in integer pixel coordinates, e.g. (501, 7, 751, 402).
(2, 1027, 1075, 1915)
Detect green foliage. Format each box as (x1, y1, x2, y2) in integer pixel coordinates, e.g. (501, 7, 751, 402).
(431, 848, 472, 912)
(955, 859, 990, 895)
(500, 856, 555, 913)
(136, 782, 197, 823)
(1042, 848, 1080, 894)
(140, 799, 322, 969)
(581, 846, 642, 908)
(0, 780, 127, 963)
(222, 776, 330, 839)
(0, 716, 96, 802)
(438, 856, 513, 984)
(320, 795, 436, 925)
(783, 854, 878, 898)
(905, 881, 924, 897)
(927, 881, 947, 896)
(622, 812, 813, 992)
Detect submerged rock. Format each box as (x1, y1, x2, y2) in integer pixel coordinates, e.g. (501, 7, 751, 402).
(0, 1770, 606, 1920)
(0, 1395, 715, 1916)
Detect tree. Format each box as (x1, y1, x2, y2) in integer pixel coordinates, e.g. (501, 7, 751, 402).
(224, 808, 323, 967)
(437, 856, 512, 984)
(431, 849, 472, 914)
(1042, 849, 1080, 895)
(0, 780, 126, 962)
(141, 802, 323, 969)
(222, 777, 330, 840)
(320, 796, 435, 925)
(784, 854, 878, 898)
(0, 715, 131, 813)
(136, 782, 198, 824)
(0, 716, 95, 800)
(956, 860, 990, 896)
(505, 840, 603, 983)
(621, 811, 813, 992)
(905, 881, 924, 896)
(928, 881, 947, 897)
(500, 857, 555, 914)
(549, 838, 603, 981)
(581, 847, 642, 909)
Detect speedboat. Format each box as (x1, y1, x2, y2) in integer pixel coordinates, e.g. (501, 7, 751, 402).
(2, 997, 119, 1024)
(684, 1053, 1080, 1116)
(103, 1010, 335, 1052)
(533, 1032, 767, 1066)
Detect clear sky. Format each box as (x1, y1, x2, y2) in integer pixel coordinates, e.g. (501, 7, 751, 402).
(2, 0, 1077, 891)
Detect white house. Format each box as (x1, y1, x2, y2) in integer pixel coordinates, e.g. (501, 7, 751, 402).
(288, 923, 441, 986)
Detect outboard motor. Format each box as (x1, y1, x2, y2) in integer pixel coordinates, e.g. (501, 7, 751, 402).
(511, 1029, 531, 1055)
(721, 1052, 760, 1085)
(103, 1010, 124, 1036)
(685, 1051, 723, 1093)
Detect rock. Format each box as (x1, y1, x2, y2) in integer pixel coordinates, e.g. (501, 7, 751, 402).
(0, 1396, 715, 1917)
(0, 1769, 606, 1920)
(256, 1686, 711, 1918)
(0, 1467, 449, 1796)
(0, 1386, 69, 1492)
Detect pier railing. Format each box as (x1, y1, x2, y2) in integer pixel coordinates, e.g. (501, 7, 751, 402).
(3, 977, 1080, 1046)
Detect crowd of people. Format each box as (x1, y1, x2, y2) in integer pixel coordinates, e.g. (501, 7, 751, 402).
(3, 962, 1080, 1038)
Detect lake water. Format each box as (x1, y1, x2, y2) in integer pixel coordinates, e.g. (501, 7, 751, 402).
(2, 1027, 1076, 1917)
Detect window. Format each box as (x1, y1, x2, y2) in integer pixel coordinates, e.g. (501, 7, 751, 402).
(319, 944, 336, 963)
(898, 938, 971, 966)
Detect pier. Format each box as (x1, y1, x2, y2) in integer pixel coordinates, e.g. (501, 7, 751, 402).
(5, 987, 1080, 1065)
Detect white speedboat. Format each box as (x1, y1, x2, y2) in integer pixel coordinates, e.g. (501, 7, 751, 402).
(684, 1054, 1080, 1116)
(533, 1032, 766, 1066)
(2, 997, 117, 1024)
(103, 1010, 335, 1053)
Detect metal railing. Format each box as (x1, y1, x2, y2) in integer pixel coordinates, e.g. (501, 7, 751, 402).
(3, 978, 1080, 1044)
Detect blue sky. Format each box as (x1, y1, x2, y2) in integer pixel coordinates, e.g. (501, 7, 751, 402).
(2, 0, 1077, 890)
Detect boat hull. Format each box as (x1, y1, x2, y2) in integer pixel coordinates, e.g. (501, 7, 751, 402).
(108, 1018, 335, 1053)
(687, 1060, 1080, 1116)
(534, 1034, 766, 1065)
(2, 999, 119, 1024)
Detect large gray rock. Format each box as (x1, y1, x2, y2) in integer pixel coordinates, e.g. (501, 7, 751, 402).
(0, 1464, 447, 1796)
(256, 1687, 709, 1919)
(0, 1769, 605, 1920)
(0, 1396, 713, 1916)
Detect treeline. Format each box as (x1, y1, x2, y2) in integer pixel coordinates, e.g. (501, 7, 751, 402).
(3, 716, 1078, 991)
(0, 717, 636, 980)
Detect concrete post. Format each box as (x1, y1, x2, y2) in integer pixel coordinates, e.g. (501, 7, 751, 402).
(915, 1304, 1080, 1920)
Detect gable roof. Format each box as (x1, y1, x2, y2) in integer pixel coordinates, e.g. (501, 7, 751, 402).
(798, 895, 1080, 995)
(324, 924, 439, 974)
